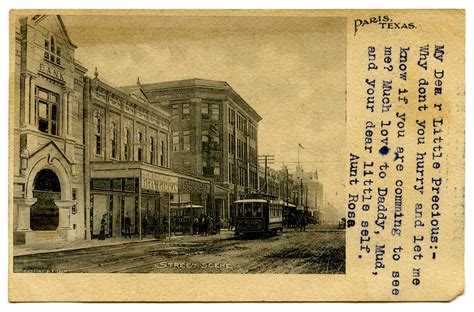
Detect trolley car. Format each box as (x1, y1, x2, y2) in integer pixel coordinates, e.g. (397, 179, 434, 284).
(234, 194, 283, 237)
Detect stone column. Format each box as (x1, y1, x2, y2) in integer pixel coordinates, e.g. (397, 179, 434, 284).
(22, 73, 31, 126)
(67, 92, 73, 135)
(62, 91, 69, 136)
(55, 199, 75, 240)
(29, 75, 36, 127)
(14, 198, 36, 245)
(15, 198, 36, 231)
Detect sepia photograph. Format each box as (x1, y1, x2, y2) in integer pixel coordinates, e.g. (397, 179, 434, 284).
(11, 13, 346, 274)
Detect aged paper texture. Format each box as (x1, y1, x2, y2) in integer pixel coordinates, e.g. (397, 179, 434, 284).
(8, 9, 464, 302)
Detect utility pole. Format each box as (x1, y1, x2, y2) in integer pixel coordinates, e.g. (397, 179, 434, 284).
(258, 154, 274, 194)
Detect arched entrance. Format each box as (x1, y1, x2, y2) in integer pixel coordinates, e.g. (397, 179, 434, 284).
(30, 169, 61, 231)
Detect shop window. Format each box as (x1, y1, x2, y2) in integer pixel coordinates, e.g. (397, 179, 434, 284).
(182, 103, 190, 120)
(110, 121, 118, 159)
(172, 131, 179, 151)
(183, 130, 190, 151)
(44, 35, 62, 66)
(35, 87, 59, 135)
(201, 103, 209, 120)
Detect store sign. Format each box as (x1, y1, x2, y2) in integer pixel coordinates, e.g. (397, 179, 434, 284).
(141, 171, 179, 193)
(179, 178, 209, 194)
(39, 62, 65, 82)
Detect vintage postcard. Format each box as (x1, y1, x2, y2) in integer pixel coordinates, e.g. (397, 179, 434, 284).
(8, 9, 464, 302)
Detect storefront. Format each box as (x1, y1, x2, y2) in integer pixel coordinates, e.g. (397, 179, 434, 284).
(89, 162, 228, 239)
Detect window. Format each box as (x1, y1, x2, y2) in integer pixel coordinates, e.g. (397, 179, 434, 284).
(228, 133, 235, 154)
(214, 161, 221, 176)
(211, 103, 220, 120)
(93, 112, 102, 155)
(44, 35, 62, 66)
(35, 87, 59, 135)
(171, 104, 180, 117)
(124, 128, 131, 160)
(202, 160, 208, 175)
(202, 130, 209, 149)
(137, 132, 143, 161)
(160, 139, 166, 166)
(183, 130, 190, 151)
(172, 132, 179, 151)
(229, 163, 235, 183)
(182, 103, 190, 120)
(110, 122, 118, 159)
(201, 103, 209, 120)
(150, 136, 156, 164)
(228, 107, 235, 125)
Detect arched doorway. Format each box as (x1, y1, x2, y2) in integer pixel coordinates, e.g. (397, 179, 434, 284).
(30, 169, 61, 231)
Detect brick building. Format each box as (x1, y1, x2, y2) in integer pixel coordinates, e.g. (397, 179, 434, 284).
(138, 79, 262, 220)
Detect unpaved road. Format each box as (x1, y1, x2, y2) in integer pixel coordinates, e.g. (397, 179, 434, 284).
(14, 225, 345, 274)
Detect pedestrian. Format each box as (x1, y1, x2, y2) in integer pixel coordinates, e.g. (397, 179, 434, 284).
(300, 214, 306, 231)
(124, 213, 131, 239)
(206, 215, 213, 236)
(200, 214, 206, 236)
(216, 216, 222, 234)
(142, 216, 148, 238)
(228, 215, 234, 231)
(193, 216, 199, 235)
(99, 214, 107, 240)
(162, 215, 168, 235)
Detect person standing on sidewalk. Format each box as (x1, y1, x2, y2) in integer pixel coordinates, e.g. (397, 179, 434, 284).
(99, 215, 107, 240)
(124, 213, 132, 239)
(142, 216, 148, 238)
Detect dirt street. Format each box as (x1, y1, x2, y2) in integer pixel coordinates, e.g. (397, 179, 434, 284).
(14, 225, 345, 274)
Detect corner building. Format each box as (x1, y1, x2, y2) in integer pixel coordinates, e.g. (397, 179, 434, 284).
(13, 15, 87, 244)
(140, 79, 262, 220)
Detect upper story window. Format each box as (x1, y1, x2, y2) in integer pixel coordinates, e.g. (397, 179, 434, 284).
(124, 128, 131, 160)
(160, 139, 166, 167)
(182, 103, 190, 120)
(137, 131, 144, 161)
(237, 114, 247, 133)
(171, 104, 180, 117)
(44, 35, 62, 66)
(183, 130, 190, 151)
(202, 130, 209, 149)
(150, 136, 156, 165)
(201, 103, 209, 120)
(172, 131, 179, 151)
(228, 107, 235, 125)
(93, 112, 103, 155)
(211, 103, 220, 120)
(110, 122, 118, 159)
(35, 87, 58, 135)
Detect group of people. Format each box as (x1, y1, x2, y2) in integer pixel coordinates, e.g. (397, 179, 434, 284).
(98, 212, 229, 240)
(284, 212, 308, 231)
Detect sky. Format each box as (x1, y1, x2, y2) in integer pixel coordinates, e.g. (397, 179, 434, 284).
(62, 14, 346, 211)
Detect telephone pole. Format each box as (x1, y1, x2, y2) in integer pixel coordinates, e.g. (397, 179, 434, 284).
(258, 154, 274, 194)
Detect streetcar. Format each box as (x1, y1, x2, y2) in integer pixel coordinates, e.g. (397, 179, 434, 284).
(234, 194, 283, 237)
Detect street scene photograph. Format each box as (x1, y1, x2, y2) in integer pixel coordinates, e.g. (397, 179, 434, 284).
(11, 13, 346, 274)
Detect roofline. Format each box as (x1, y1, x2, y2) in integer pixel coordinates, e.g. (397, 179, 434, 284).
(90, 77, 171, 121)
(141, 79, 262, 122)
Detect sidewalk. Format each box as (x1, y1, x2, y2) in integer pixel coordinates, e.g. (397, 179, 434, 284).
(13, 229, 235, 257)
(13, 236, 159, 257)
